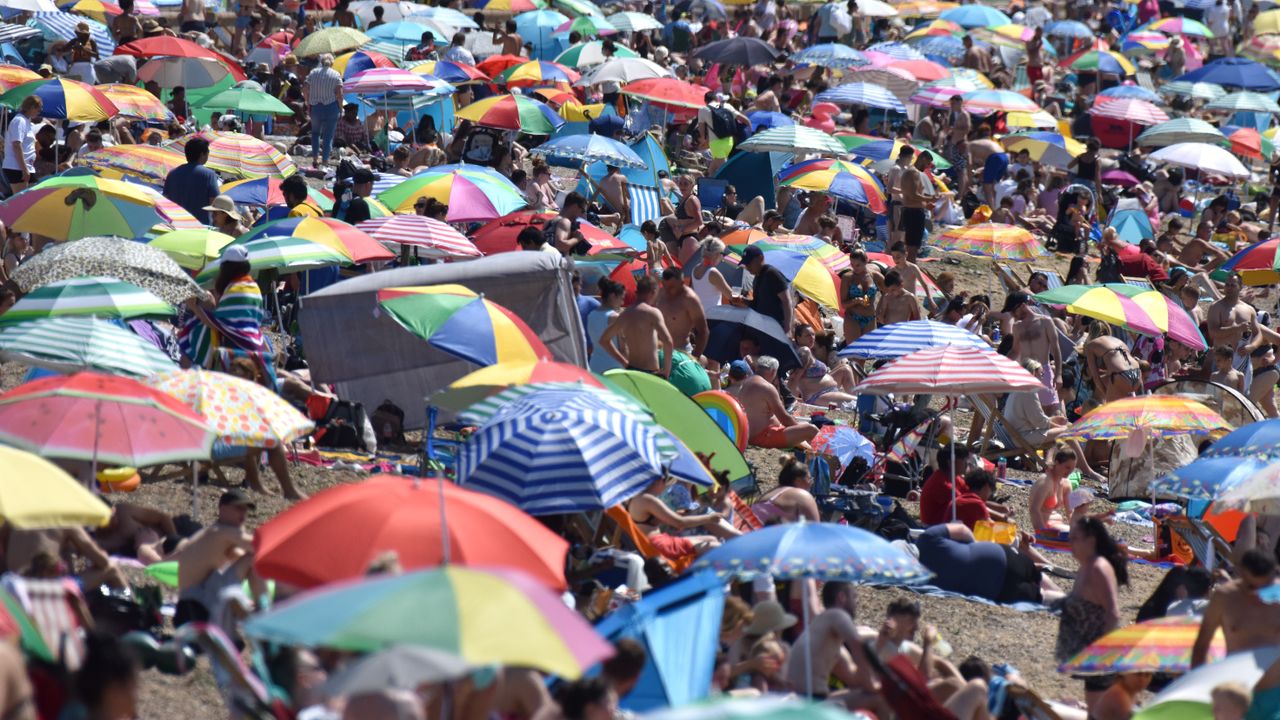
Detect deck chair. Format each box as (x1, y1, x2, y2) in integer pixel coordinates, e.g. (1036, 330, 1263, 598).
(5, 577, 88, 671)
(861, 640, 960, 720)
(1121, 275, 1156, 290)
(1164, 515, 1234, 572)
(1031, 267, 1064, 289)
(697, 177, 729, 212)
(994, 263, 1025, 294)
(604, 506, 696, 574)
(1006, 684, 1069, 720)
(972, 395, 1046, 472)
(628, 184, 663, 225)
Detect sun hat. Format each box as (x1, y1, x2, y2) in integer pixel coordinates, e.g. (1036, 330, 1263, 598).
(204, 195, 243, 221)
(222, 244, 250, 263)
(745, 601, 797, 636)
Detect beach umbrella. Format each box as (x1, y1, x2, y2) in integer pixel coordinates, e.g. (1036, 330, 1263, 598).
(606, 11, 662, 31)
(691, 36, 779, 66)
(895, 0, 958, 16)
(1257, 8, 1280, 34)
(933, 223, 1047, 261)
(194, 237, 350, 284)
(197, 85, 294, 116)
(1119, 31, 1170, 54)
(904, 35, 966, 63)
(221, 176, 334, 211)
(1062, 395, 1229, 441)
(137, 55, 232, 88)
(866, 41, 928, 61)
(962, 88, 1040, 114)
(1155, 455, 1276, 501)
(0, 65, 39, 92)
(0, 175, 172, 240)
(0, 446, 110, 529)
(294, 27, 370, 56)
(1220, 236, 1280, 285)
(746, 110, 793, 132)
(1001, 132, 1085, 168)
(694, 521, 930, 583)
(1045, 19, 1092, 38)
(432, 360, 605, 410)
(620, 77, 710, 109)
(887, 58, 949, 82)
(1227, 127, 1274, 160)
(0, 317, 176, 378)
(906, 18, 964, 38)
(644, 697, 873, 720)
(1067, 49, 1136, 75)
(321, 646, 470, 697)
(148, 228, 235, 270)
(530, 133, 645, 168)
(377, 284, 549, 366)
(578, 57, 669, 85)
(343, 67, 435, 95)
(1149, 142, 1250, 178)
(554, 0, 604, 18)
(255, 474, 568, 590)
(1136, 117, 1225, 147)
(738, 126, 846, 155)
(1134, 648, 1280, 720)
(407, 60, 490, 84)
(0, 371, 213, 467)
(469, 210, 619, 255)
(406, 5, 478, 28)
(725, 233, 852, 274)
(512, 8, 568, 50)
(704, 305, 802, 371)
(1, 277, 171, 324)
(815, 82, 906, 112)
(496, 60, 580, 88)
(168, 131, 296, 178)
(793, 43, 869, 68)
(1159, 80, 1227, 101)
(1206, 90, 1280, 114)
(910, 78, 977, 107)
(377, 165, 528, 221)
(356, 216, 480, 260)
(555, 40, 637, 68)
(456, 386, 681, 514)
(238, 216, 393, 264)
(1203, 419, 1280, 458)
(1032, 284, 1162, 337)
(855, 344, 1042, 395)
(1060, 616, 1225, 675)
(842, 66, 921, 103)
(1215, 462, 1280, 513)
(474, 54, 529, 77)
(1143, 16, 1214, 37)
(1126, 290, 1207, 351)
(838, 319, 990, 359)
(1175, 57, 1280, 91)
(938, 3, 1008, 27)
(333, 49, 397, 78)
(455, 93, 562, 134)
(367, 19, 455, 44)
(114, 34, 225, 61)
(28, 11, 114, 55)
(1005, 110, 1058, 129)
(9, 236, 203, 305)
(0, 77, 116, 121)
(727, 248, 840, 310)
(555, 14, 616, 36)
(839, 136, 950, 168)
(1087, 97, 1168, 125)
(96, 83, 174, 122)
(1240, 33, 1280, 65)
(775, 158, 887, 212)
(146, 368, 312, 449)
(243, 566, 613, 678)
(484, 0, 548, 11)
(72, 145, 185, 185)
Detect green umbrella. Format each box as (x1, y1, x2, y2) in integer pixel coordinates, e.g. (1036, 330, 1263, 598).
(195, 237, 350, 284)
(555, 40, 637, 68)
(149, 228, 236, 271)
(295, 27, 371, 57)
(561, 15, 615, 36)
(0, 277, 173, 324)
(196, 85, 294, 116)
(554, 0, 604, 17)
(0, 317, 177, 378)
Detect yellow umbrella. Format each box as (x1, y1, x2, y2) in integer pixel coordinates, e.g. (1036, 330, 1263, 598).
(1255, 9, 1280, 35)
(1006, 110, 1060, 129)
(0, 446, 110, 528)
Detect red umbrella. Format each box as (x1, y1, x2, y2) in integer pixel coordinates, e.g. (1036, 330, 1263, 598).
(114, 37, 246, 80)
(260, 30, 298, 47)
(609, 255, 674, 305)
(620, 78, 711, 110)
(253, 474, 569, 590)
(0, 372, 213, 468)
(476, 54, 529, 78)
(887, 59, 950, 82)
(1228, 127, 1265, 160)
(471, 211, 626, 255)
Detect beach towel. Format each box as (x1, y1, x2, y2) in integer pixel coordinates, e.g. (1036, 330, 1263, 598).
(179, 276, 268, 370)
(629, 185, 663, 225)
(876, 583, 1053, 613)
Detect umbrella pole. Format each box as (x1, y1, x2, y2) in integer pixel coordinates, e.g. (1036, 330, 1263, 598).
(803, 575, 813, 699)
(426, 405, 451, 563)
(191, 462, 199, 518)
(949, 418, 957, 524)
(91, 399, 101, 492)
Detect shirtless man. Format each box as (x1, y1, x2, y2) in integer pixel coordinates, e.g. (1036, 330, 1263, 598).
(961, 35, 991, 74)
(1006, 292, 1062, 414)
(1209, 273, 1280, 391)
(968, 127, 1006, 210)
(1083, 321, 1143, 402)
(1177, 221, 1231, 270)
(492, 668, 557, 720)
(597, 274, 674, 377)
(493, 19, 523, 55)
(1191, 549, 1280, 668)
(654, 267, 708, 356)
(943, 95, 971, 200)
(793, 194, 832, 237)
(595, 165, 631, 224)
(94, 501, 178, 565)
(179, 0, 206, 32)
(899, 153, 936, 262)
(724, 356, 818, 449)
(782, 581, 880, 705)
(4, 525, 126, 589)
(889, 242, 930, 304)
(170, 489, 265, 627)
(876, 270, 922, 326)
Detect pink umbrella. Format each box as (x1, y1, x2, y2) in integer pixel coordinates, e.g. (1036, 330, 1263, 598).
(1101, 169, 1140, 187)
(0, 372, 213, 471)
(355, 215, 482, 260)
(1087, 98, 1169, 125)
(342, 67, 437, 94)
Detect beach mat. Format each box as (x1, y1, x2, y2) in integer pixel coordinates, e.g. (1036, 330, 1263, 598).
(874, 583, 1052, 613)
(1034, 539, 1180, 569)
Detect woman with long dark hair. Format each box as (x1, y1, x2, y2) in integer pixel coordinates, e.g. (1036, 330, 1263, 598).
(1057, 517, 1128, 713)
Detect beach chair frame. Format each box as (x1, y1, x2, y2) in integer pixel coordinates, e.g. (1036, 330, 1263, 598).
(972, 395, 1047, 471)
(1164, 515, 1235, 573)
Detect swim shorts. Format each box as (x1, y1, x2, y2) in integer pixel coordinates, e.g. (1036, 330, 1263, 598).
(1039, 362, 1060, 407)
(1248, 684, 1280, 720)
(751, 424, 792, 448)
(650, 533, 696, 561)
(900, 207, 927, 248)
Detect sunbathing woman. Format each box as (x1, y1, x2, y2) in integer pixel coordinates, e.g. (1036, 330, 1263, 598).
(628, 475, 725, 563)
(1083, 322, 1143, 402)
(789, 324, 857, 406)
(1029, 449, 1079, 540)
(751, 458, 821, 524)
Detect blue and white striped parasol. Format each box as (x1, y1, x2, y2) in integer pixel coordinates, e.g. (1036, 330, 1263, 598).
(866, 41, 927, 61)
(794, 43, 869, 68)
(28, 12, 113, 56)
(815, 82, 906, 112)
(838, 319, 991, 359)
(692, 522, 932, 583)
(530, 133, 645, 168)
(456, 387, 675, 515)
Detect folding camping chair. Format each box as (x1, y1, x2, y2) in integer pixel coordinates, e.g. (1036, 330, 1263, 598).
(628, 184, 664, 225)
(696, 177, 729, 212)
(1122, 275, 1155, 291)
(5, 577, 88, 671)
(1164, 515, 1235, 572)
(972, 395, 1047, 472)
(994, 263, 1026, 294)
(1030, 267, 1064, 289)
(604, 506, 696, 573)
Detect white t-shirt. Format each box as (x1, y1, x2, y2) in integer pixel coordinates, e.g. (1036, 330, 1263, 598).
(1024, 5, 1052, 27)
(1206, 3, 1230, 34)
(3, 115, 34, 173)
(587, 308, 622, 373)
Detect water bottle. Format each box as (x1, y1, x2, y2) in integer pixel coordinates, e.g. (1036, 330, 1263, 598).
(991, 325, 1001, 343)
(996, 457, 1007, 482)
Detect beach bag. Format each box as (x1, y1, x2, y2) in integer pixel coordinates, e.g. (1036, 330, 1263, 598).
(709, 105, 738, 139)
(316, 400, 372, 452)
(1096, 249, 1123, 283)
(370, 400, 406, 447)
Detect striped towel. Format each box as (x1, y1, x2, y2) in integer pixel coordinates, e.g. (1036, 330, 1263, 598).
(628, 184, 662, 225)
(179, 277, 268, 369)
(29, 12, 115, 57)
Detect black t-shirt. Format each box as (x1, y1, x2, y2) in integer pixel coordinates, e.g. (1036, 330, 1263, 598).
(915, 525, 1007, 600)
(750, 263, 789, 327)
(343, 197, 371, 225)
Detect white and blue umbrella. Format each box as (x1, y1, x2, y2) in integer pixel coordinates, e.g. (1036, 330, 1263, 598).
(815, 82, 906, 112)
(406, 6, 479, 29)
(605, 11, 662, 31)
(367, 19, 453, 44)
(1045, 19, 1093, 38)
(1099, 84, 1163, 104)
(692, 522, 932, 584)
(530, 133, 645, 168)
(456, 387, 675, 516)
(867, 41, 926, 61)
(28, 12, 114, 56)
(838, 319, 990, 359)
(938, 4, 1010, 27)
(794, 43, 868, 68)
(1152, 456, 1274, 501)
(907, 35, 966, 64)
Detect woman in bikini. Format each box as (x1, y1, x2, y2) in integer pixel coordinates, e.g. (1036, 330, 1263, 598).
(670, 175, 704, 266)
(751, 458, 821, 524)
(1030, 448, 1076, 540)
(791, 324, 857, 404)
(627, 476, 725, 563)
(839, 250, 883, 344)
(1083, 322, 1143, 402)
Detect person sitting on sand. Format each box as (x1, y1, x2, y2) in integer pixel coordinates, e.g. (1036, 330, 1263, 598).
(1005, 359, 1104, 482)
(627, 475, 725, 563)
(4, 525, 126, 590)
(788, 324, 856, 407)
(793, 323, 857, 392)
(171, 489, 266, 632)
(1029, 448, 1082, 539)
(751, 458, 820, 524)
(93, 501, 180, 565)
(941, 469, 1008, 529)
(722, 356, 818, 449)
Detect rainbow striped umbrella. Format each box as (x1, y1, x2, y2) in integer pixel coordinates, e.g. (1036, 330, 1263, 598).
(243, 566, 611, 678)
(96, 83, 174, 122)
(0, 175, 171, 240)
(343, 68, 436, 95)
(1220, 236, 1280, 285)
(222, 176, 334, 211)
(239, 216, 394, 264)
(961, 88, 1040, 114)
(729, 248, 840, 310)
(407, 60, 490, 84)
(356, 215, 481, 260)
(905, 18, 963, 38)
(1033, 284, 1162, 337)
(377, 166, 528, 221)
(59, 0, 122, 23)
(455, 93, 563, 134)
(333, 49, 396, 79)
(1143, 16, 1214, 37)
(1000, 131, 1085, 168)
(722, 232, 852, 273)
(168, 131, 296, 178)
(775, 158, 887, 212)
(1063, 395, 1229, 441)
(1006, 110, 1060, 129)
(0, 78, 117, 121)
(377, 285, 549, 366)
(1125, 288, 1207, 351)
(837, 135, 951, 169)
(496, 60, 580, 88)
(1060, 616, 1225, 675)
(73, 145, 186, 185)
(934, 223, 1047, 262)
(1067, 49, 1137, 75)
(1121, 30, 1170, 54)
(895, 0, 958, 17)
(910, 80, 967, 107)
(0, 65, 39, 92)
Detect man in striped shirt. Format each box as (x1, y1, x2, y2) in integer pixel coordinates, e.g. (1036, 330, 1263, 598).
(303, 53, 343, 168)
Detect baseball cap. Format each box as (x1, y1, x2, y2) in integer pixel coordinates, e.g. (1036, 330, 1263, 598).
(740, 245, 764, 264)
(219, 488, 256, 509)
(728, 360, 753, 379)
(352, 167, 376, 184)
(1001, 291, 1030, 314)
(222, 245, 249, 263)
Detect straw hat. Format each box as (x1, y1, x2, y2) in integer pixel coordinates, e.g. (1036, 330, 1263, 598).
(745, 601, 797, 636)
(204, 195, 243, 222)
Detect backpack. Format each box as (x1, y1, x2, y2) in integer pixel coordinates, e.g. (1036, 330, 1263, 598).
(1096, 248, 1123, 283)
(370, 400, 406, 447)
(708, 105, 738, 139)
(316, 400, 372, 452)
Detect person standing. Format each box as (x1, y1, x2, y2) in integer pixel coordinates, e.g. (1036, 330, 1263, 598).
(587, 278, 626, 374)
(304, 53, 343, 168)
(441, 32, 475, 64)
(162, 136, 220, 225)
(741, 245, 793, 333)
(899, 151, 936, 262)
(1057, 518, 1127, 713)
(180, 0, 207, 32)
(3, 96, 41, 195)
(112, 0, 143, 44)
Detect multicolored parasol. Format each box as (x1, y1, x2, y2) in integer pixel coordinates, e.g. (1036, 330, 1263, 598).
(496, 60, 581, 88)
(728, 248, 841, 310)
(146, 369, 313, 449)
(73, 145, 186, 185)
(96, 83, 174, 122)
(333, 49, 397, 79)
(554, 14, 616, 36)
(1142, 16, 1214, 37)
(168, 131, 297, 178)
(934, 223, 1047, 262)
(0, 175, 172, 240)
(1059, 616, 1225, 675)
(1063, 395, 1230, 441)
(1066, 49, 1137, 75)
(0, 65, 40, 92)
(148, 229, 236, 270)
(961, 88, 1041, 114)
(0, 78, 117, 121)
(221, 176, 335, 211)
(455, 94, 563, 134)
(376, 285, 550, 366)
(238, 217, 394, 264)
(1220, 236, 1280, 285)
(194, 237, 351, 284)
(775, 158, 887, 212)
(1032, 285, 1163, 337)
(355, 215, 481, 260)
(432, 360, 604, 410)
(620, 77, 710, 109)
(377, 166, 528, 222)
(0, 277, 172, 323)
(0, 317, 176, 378)
(407, 60, 490, 84)
(555, 40, 637, 68)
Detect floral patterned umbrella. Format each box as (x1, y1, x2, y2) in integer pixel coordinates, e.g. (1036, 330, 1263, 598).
(146, 369, 313, 448)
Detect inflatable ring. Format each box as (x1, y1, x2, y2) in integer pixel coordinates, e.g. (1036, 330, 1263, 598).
(693, 390, 749, 452)
(97, 467, 140, 493)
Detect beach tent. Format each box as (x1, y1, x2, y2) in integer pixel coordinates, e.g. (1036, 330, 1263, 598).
(575, 133, 671, 196)
(594, 571, 724, 711)
(298, 253, 587, 428)
(715, 150, 792, 210)
(1111, 208, 1154, 244)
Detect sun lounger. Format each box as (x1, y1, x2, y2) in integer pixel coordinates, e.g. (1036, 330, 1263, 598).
(861, 640, 960, 720)
(1121, 275, 1155, 291)
(972, 395, 1046, 472)
(604, 506, 695, 574)
(4, 576, 87, 671)
(1030, 268, 1064, 289)
(994, 263, 1025, 294)
(1164, 515, 1234, 572)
